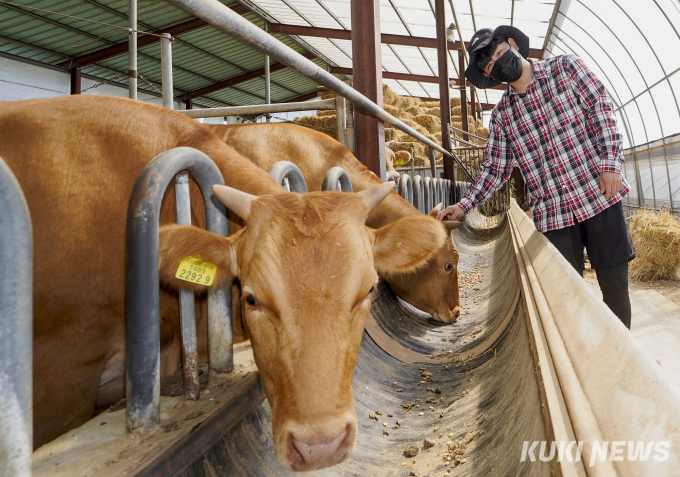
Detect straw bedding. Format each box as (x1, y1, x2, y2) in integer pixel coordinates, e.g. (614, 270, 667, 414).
(629, 209, 680, 281)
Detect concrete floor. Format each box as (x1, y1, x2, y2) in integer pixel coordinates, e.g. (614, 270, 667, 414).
(584, 277, 680, 390)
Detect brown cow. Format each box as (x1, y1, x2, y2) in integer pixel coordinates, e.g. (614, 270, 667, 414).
(384, 140, 412, 184)
(206, 123, 462, 323)
(0, 96, 447, 471)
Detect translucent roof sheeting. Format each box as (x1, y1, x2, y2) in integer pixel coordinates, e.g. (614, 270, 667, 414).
(244, 0, 680, 151)
(545, 0, 680, 150)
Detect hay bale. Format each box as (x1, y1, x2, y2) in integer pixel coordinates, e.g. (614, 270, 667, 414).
(320, 91, 337, 100)
(385, 104, 400, 116)
(317, 110, 336, 117)
(450, 97, 461, 108)
(629, 210, 680, 281)
(413, 114, 440, 133)
(405, 105, 421, 116)
(383, 85, 399, 107)
(385, 128, 400, 142)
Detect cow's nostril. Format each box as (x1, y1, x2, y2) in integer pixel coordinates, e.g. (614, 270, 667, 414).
(286, 432, 304, 467)
(286, 424, 352, 471)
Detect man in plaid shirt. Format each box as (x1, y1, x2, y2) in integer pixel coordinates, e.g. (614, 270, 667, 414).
(437, 26, 635, 328)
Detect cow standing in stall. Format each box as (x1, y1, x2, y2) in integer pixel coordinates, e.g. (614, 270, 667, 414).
(0, 96, 449, 471)
(206, 123, 463, 324)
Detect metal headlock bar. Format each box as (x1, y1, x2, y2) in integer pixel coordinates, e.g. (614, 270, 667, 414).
(165, 0, 475, 183)
(322, 167, 353, 192)
(267, 161, 308, 193)
(125, 147, 230, 433)
(0, 155, 32, 477)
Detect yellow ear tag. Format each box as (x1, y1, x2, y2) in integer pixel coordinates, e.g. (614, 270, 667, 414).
(395, 158, 405, 167)
(395, 241, 402, 248)
(175, 255, 217, 287)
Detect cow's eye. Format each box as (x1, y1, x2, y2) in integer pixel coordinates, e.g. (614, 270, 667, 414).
(244, 294, 260, 307)
(445, 262, 455, 272)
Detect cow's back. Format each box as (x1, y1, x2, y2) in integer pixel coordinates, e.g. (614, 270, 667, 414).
(206, 122, 418, 227)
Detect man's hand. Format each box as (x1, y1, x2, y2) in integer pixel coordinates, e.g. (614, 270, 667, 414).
(599, 171, 623, 201)
(436, 204, 465, 222)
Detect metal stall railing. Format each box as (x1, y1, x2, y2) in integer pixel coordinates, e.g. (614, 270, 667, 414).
(125, 147, 230, 432)
(165, 0, 474, 186)
(454, 147, 511, 217)
(0, 156, 32, 477)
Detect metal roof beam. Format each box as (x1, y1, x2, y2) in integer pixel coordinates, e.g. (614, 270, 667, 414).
(329, 67, 507, 90)
(268, 23, 543, 58)
(56, 5, 248, 69)
(183, 52, 316, 99)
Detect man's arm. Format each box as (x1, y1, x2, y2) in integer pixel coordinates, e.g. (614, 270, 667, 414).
(438, 117, 514, 221)
(566, 56, 625, 177)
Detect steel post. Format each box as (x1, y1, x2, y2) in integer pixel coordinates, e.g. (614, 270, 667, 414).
(336, 96, 347, 147)
(435, 0, 454, 181)
(264, 54, 271, 122)
(459, 50, 469, 142)
(129, 0, 137, 100)
(429, 146, 436, 179)
(174, 171, 199, 400)
(0, 156, 32, 477)
(424, 176, 433, 213)
(125, 147, 230, 432)
(161, 33, 174, 110)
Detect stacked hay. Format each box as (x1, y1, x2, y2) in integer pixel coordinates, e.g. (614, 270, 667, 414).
(629, 209, 680, 281)
(292, 85, 489, 166)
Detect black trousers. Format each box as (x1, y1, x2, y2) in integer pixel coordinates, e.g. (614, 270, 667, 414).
(542, 202, 635, 328)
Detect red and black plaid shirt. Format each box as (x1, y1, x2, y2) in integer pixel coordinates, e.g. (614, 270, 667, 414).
(458, 54, 629, 232)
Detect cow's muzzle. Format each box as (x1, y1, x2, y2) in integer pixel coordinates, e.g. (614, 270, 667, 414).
(280, 416, 355, 471)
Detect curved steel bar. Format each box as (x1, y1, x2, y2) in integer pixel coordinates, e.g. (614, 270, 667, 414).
(164, 0, 475, 182)
(267, 161, 308, 193)
(398, 174, 413, 205)
(412, 175, 425, 213)
(322, 166, 353, 192)
(433, 179, 443, 208)
(125, 147, 229, 433)
(423, 176, 433, 214)
(0, 156, 32, 477)
(444, 180, 451, 208)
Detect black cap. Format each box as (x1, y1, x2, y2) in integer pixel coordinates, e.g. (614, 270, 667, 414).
(464, 25, 530, 89)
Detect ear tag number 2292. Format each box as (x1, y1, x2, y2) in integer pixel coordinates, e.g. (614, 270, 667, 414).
(176, 255, 217, 286)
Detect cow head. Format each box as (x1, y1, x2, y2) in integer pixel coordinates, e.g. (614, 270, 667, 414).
(158, 183, 447, 471)
(384, 205, 462, 323)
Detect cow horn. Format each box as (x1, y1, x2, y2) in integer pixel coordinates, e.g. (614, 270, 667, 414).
(211, 184, 255, 221)
(386, 140, 395, 147)
(358, 182, 395, 211)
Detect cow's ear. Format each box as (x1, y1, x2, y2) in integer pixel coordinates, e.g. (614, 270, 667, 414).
(370, 215, 447, 277)
(429, 203, 443, 217)
(159, 224, 239, 291)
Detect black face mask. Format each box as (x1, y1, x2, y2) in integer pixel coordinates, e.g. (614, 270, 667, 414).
(489, 48, 523, 83)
